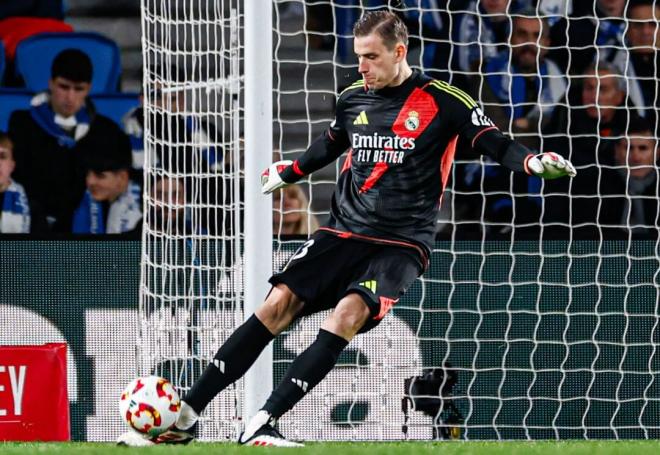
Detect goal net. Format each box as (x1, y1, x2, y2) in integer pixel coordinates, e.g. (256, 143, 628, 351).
(139, 0, 660, 441)
(139, 0, 245, 441)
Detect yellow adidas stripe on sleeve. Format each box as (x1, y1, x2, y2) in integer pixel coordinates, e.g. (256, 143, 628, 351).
(429, 80, 477, 109)
(339, 79, 364, 96)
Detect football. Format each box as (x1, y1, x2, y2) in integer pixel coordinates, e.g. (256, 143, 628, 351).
(119, 376, 181, 437)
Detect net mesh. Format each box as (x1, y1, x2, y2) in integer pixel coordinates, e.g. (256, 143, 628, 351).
(140, 0, 245, 441)
(271, 0, 660, 440)
(140, 0, 660, 441)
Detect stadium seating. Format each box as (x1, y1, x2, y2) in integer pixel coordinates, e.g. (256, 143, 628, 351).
(91, 92, 140, 126)
(0, 89, 33, 131)
(0, 17, 73, 60)
(14, 32, 121, 94)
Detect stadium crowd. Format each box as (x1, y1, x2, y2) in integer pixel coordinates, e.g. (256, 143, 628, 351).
(0, 0, 658, 240)
(0, 0, 228, 236)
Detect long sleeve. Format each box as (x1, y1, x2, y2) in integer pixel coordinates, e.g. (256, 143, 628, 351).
(472, 128, 533, 174)
(441, 90, 533, 174)
(280, 99, 351, 183)
(280, 129, 350, 183)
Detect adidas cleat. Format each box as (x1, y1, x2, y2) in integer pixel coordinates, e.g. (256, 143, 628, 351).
(239, 410, 304, 447)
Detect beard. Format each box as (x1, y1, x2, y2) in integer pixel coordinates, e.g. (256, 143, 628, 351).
(514, 47, 541, 73)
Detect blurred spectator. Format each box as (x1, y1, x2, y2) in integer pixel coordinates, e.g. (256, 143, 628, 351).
(544, 116, 657, 239)
(452, 0, 510, 74)
(143, 132, 239, 241)
(0, 131, 46, 233)
(148, 175, 206, 235)
(548, 0, 625, 75)
(273, 184, 320, 236)
(452, 155, 543, 240)
(332, 0, 390, 65)
(542, 62, 630, 239)
(607, 0, 660, 122)
(543, 62, 628, 166)
(123, 79, 221, 172)
(451, 9, 563, 240)
(217, 182, 319, 296)
(454, 9, 567, 240)
(0, 0, 64, 20)
(72, 143, 141, 235)
(400, 0, 452, 80)
(9, 48, 131, 232)
(136, 94, 236, 240)
(598, 116, 660, 239)
(405, 0, 535, 81)
(122, 102, 146, 171)
(477, 8, 567, 151)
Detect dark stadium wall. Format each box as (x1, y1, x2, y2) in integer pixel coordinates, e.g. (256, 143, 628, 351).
(0, 240, 657, 441)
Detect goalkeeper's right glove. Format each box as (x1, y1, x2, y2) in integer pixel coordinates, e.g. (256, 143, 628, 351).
(261, 160, 293, 194)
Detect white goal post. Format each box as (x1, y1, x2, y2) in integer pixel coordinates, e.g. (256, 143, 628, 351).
(243, 0, 274, 423)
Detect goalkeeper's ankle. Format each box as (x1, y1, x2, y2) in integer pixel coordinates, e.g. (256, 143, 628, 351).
(176, 401, 199, 430)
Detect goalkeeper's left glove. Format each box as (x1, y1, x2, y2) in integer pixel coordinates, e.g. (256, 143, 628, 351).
(525, 152, 577, 179)
(261, 160, 293, 194)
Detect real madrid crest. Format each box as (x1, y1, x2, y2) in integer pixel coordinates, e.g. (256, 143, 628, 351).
(404, 110, 420, 131)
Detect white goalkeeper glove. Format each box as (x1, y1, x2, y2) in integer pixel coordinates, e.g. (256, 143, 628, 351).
(526, 152, 577, 179)
(261, 160, 293, 194)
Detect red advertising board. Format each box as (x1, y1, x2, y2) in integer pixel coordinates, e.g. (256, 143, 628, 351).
(0, 343, 70, 441)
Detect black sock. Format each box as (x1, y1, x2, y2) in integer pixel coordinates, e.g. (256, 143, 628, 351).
(184, 314, 274, 414)
(263, 329, 348, 418)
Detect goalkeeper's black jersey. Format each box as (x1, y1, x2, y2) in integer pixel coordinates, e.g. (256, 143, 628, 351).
(284, 70, 528, 266)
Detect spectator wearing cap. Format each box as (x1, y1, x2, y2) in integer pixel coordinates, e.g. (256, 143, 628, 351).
(9, 48, 131, 232)
(72, 144, 141, 235)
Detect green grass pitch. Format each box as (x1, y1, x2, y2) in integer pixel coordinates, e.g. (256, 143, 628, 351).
(1, 441, 659, 455)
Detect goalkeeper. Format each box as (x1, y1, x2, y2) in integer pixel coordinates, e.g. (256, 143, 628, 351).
(119, 10, 575, 447)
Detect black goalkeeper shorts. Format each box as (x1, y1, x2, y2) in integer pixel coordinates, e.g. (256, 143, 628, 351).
(269, 230, 424, 333)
